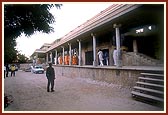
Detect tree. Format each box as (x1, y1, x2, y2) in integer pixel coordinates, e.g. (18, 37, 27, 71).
(4, 38, 18, 63)
(17, 53, 29, 63)
(4, 4, 62, 63)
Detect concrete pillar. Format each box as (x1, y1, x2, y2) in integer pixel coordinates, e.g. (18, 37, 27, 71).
(113, 24, 122, 67)
(77, 39, 82, 66)
(68, 43, 72, 65)
(55, 49, 57, 65)
(46, 53, 49, 64)
(133, 39, 138, 53)
(61, 46, 65, 65)
(91, 33, 96, 66)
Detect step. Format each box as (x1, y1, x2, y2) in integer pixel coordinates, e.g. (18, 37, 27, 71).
(136, 82, 164, 88)
(131, 91, 164, 102)
(141, 73, 164, 77)
(133, 86, 164, 95)
(139, 77, 164, 82)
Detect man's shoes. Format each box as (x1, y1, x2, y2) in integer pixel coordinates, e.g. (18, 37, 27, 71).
(47, 90, 49, 92)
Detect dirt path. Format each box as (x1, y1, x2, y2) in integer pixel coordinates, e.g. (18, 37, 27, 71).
(3, 70, 163, 112)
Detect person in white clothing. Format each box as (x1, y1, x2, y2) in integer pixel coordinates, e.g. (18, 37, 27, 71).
(113, 48, 117, 66)
(97, 49, 104, 66)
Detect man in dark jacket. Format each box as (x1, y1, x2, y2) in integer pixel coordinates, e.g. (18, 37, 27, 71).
(5, 64, 9, 77)
(46, 63, 55, 92)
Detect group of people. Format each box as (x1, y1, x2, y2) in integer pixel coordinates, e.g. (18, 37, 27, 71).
(44, 48, 118, 93)
(4, 64, 17, 78)
(3, 49, 118, 92)
(4, 62, 55, 93)
(47, 49, 118, 92)
(97, 48, 118, 66)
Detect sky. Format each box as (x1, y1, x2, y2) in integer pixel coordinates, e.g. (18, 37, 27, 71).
(16, 3, 113, 58)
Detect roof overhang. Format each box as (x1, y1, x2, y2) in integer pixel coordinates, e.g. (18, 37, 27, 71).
(46, 4, 164, 52)
(46, 4, 142, 52)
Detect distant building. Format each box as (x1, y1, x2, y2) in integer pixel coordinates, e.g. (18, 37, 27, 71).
(30, 43, 52, 64)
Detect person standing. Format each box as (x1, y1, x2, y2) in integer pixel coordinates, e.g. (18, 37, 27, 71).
(5, 64, 9, 77)
(104, 51, 109, 66)
(97, 49, 104, 66)
(10, 64, 16, 77)
(46, 63, 55, 92)
(4, 65, 6, 78)
(113, 48, 117, 66)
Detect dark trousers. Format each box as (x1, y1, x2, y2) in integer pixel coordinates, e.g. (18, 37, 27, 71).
(47, 79, 54, 91)
(6, 71, 9, 77)
(11, 71, 15, 77)
(4, 70, 6, 78)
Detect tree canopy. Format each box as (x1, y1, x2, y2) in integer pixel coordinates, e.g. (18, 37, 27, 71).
(4, 4, 62, 63)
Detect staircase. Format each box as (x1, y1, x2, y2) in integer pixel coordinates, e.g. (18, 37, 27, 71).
(122, 52, 163, 66)
(135, 53, 163, 66)
(131, 72, 164, 106)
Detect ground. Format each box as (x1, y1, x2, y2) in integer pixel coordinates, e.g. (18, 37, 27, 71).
(3, 70, 164, 112)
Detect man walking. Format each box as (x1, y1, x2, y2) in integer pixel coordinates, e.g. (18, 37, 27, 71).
(46, 63, 55, 92)
(97, 49, 104, 66)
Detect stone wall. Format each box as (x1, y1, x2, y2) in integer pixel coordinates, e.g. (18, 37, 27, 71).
(53, 66, 147, 88)
(19, 63, 32, 70)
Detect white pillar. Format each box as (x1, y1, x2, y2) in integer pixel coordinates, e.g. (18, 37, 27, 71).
(50, 52, 53, 63)
(113, 24, 122, 67)
(133, 39, 138, 53)
(68, 43, 72, 65)
(55, 49, 57, 65)
(61, 46, 65, 65)
(77, 40, 82, 66)
(91, 33, 96, 66)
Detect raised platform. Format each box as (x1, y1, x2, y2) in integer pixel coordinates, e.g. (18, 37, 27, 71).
(53, 65, 164, 88)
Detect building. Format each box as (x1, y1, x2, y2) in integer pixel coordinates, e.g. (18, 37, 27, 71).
(31, 43, 52, 64)
(31, 4, 164, 67)
(30, 4, 165, 104)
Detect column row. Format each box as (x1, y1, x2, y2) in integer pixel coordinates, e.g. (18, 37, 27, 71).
(46, 23, 123, 67)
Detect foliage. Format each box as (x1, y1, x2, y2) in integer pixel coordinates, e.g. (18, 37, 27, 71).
(17, 53, 29, 63)
(4, 4, 62, 63)
(4, 38, 18, 63)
